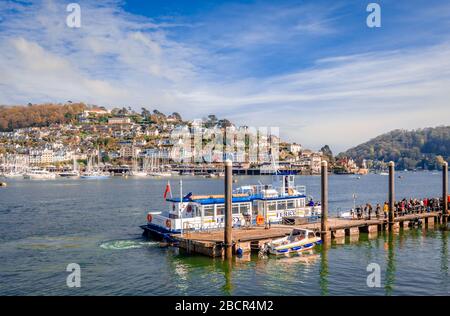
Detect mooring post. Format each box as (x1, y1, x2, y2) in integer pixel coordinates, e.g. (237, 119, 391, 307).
(224, 159, 233, 259)
(443, 161, 448, 221)
(321, 161, 329, 240)
(388, 161, 395, 230)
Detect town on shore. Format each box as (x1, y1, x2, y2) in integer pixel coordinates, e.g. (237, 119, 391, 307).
(1, 103, 370, 176)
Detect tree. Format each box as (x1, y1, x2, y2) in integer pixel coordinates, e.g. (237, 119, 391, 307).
(320, 145, 334, 162)
(171, 112, 182, 121)
(141, 107, 151, 119)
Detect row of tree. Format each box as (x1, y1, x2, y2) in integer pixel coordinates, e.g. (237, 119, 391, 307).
(341, 126, 450, 170)
(0, 103, 87, 131)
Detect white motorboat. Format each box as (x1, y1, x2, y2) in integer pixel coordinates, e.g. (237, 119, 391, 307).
(130, 171, 148, 177)
(338, 210, 355, 219)
(80, 171, 110, 179)
(261, 229, 322, 256)
(2, 172, 24, 178)
(148, 171, 172, 177)
(58, 171, 80, 177)
(23, 168, 56, 180)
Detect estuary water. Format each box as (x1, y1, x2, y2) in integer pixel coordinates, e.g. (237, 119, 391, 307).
(0, 172, 449, 295)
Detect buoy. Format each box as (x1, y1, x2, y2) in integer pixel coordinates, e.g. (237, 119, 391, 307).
(236, 247, 243, 257)
(147, 213, 153, 222)
(256, 215, 264, 225)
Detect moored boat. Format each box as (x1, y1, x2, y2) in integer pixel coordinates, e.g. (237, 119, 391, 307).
(23, 168, 56, 180)
(141, 175, 321, 240)
(58, 171, 80, 177)
(80, 171, 110, 179)
(261, 228, 322, 256)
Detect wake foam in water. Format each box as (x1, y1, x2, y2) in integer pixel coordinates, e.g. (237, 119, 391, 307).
(99, 239, 158, 250)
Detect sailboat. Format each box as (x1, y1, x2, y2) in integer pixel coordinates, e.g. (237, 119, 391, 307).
(130, 157, 148, 177)
(58, 157, 80, 177)
(147, 153, 171, 177)
(80, 155, 110, 179)
(2, 155, 28, 178)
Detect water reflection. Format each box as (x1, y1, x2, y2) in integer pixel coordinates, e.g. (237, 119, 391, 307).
(319, 244, 329, 296)
(440, 227, 448, 291)
(222, 258, 233, 295)
(384, 232, 396, 296)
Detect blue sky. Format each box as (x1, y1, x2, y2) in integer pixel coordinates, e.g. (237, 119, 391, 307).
(0, 0, 450, 152)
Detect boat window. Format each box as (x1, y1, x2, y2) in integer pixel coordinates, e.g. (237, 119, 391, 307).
(252, 202, 259, 216)
(277, 200, 287, 210)
(216, 204, 224, 216)
(232, 205, 239, 214)
(204, 205, 214, 217)
(296, 199, 305, 208)
(287, 199, 295, 209)
(268, 202, 277, 211)
(195, 206, 201, 217)
(240, 204, 250, 215)
(308, 232, 315, 238)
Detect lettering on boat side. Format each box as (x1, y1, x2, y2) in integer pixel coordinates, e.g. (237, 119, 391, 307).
(66, 263, 81, 288)
(366, 263, 381, 288)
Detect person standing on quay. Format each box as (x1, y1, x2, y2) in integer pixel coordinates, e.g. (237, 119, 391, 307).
(375, 203, 381, 219)
(383, 202, 389, 218)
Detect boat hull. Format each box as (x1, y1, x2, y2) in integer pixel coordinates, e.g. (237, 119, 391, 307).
(140, 223, 180, 242)
(23, 174, 56, 180)
(268, 240, 322, 256)
(80, 175, 110, 179)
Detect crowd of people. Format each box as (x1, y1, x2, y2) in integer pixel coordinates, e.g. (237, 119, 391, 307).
(350, 197, 448, 220)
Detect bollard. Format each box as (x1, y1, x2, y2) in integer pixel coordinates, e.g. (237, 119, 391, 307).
(224, 160, 233, 259)
(321, 161, 329, 240)
(388, 161, 395, 230)
(443, 161, 448, 221)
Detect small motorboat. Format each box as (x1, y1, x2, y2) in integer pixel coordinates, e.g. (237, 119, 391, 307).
(339, 210, 355, 219)
(261, 229, 322, 256)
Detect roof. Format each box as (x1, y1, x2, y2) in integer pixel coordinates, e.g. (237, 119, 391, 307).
(166, 194, 307, 205)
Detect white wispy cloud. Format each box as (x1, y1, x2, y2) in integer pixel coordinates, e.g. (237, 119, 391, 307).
(0, 0, 449, 152)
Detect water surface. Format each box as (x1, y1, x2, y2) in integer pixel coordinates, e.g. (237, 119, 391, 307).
(0, 172, 448, 295)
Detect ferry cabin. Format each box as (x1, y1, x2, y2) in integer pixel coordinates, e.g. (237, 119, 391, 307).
(147, 195, 313, 234)
(145, 175, 320, 235)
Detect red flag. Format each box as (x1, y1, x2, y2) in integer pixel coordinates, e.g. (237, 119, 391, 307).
(163, 182, 171, 199)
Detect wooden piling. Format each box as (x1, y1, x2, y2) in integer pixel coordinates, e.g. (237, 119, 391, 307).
(321, 161, 329, 240)
(224, 160, 233, 259)
(388, 161, 395, 230)
(443, 161, 448, 221)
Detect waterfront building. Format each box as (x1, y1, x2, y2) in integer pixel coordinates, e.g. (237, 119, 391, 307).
(108, 117, 131, 125)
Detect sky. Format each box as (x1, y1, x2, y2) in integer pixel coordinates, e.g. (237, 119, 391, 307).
(0, 0, 450, 152)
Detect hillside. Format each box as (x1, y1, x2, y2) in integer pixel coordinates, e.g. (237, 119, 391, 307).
(341, 126, 450, 170)
(0, 103, 87, 131)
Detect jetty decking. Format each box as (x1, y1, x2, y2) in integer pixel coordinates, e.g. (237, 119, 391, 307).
(173, 212, 443, 257)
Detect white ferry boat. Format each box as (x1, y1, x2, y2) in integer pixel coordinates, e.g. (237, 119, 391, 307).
(23, 168, 56, 180)
(141, 174, 321, 240)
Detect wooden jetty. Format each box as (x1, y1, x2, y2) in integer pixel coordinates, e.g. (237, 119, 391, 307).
(173, 212, 442, 257)
(169, 160, 449, 258)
